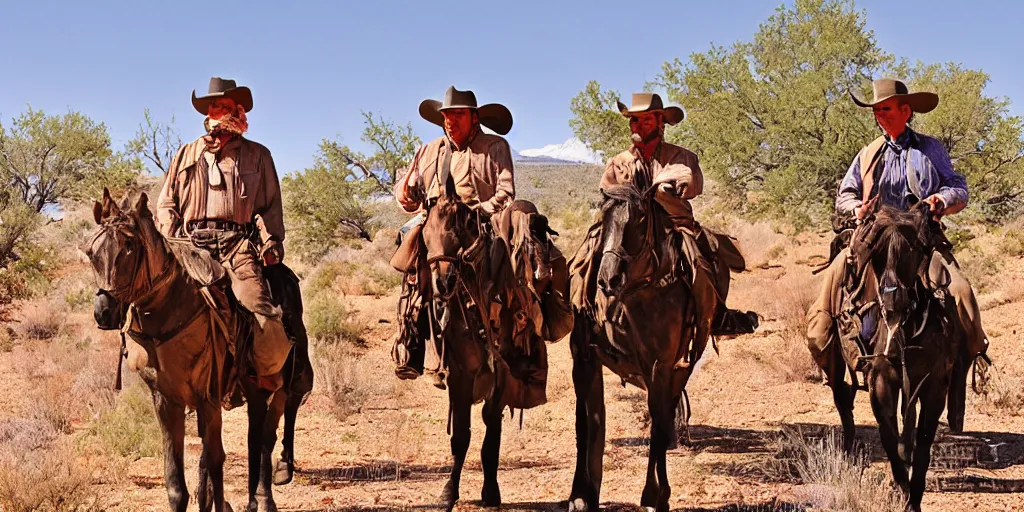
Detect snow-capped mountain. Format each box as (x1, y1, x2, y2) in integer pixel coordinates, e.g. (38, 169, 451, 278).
(515, 138, 602, 165)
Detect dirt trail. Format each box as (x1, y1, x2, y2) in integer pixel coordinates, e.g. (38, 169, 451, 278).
(2, 229, 1011, 511)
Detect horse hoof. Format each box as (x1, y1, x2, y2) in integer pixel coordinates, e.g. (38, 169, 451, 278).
(224, 503, 234, 512)
(481, 482, 501, 507)
(440, 483, 459, 511)
(567, 498, 596, 512)
(273, 459, 293, 486)
(248, 499, 278, 512)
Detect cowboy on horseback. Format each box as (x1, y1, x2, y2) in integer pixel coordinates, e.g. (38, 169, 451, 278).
(156, 77, 293, 392)
(595, 92, 759, 337)
(806, 79, 990, 418)
(390, 86, 572, 399)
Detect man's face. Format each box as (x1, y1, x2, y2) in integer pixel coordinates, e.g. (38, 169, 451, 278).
(629, 112, 663, 145)
(442, 108, 476, 144)
(207, 98, 238, 120)
(872, 97, 912, 138)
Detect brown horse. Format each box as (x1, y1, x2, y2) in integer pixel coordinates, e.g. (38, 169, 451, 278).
(86, 188, 312, 512)
(419, 182, 553, 511)
(848, 201, 960, 512)
(567, 184, 718, 512)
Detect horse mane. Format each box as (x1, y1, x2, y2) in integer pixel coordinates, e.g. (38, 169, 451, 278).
(600, 184, 646, 214)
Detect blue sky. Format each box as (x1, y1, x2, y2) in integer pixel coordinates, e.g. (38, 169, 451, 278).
(1, 0, 1021, 176)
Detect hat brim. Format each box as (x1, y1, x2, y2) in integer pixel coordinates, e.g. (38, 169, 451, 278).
(849, 90, 938, 114)
(419, 99, 513, 136)
(192, 87, 254, 114)
(617, 100, 685, 125)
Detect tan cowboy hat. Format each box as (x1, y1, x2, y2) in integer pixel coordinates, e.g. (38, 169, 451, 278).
(419, 86, 513, 135)
(850, 78, 938, 113)
(191, 77, 254, 114)
(617, 92, 685, 125)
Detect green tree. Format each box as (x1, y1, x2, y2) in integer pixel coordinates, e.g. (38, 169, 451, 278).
(282, 112, 421, 261)
(125, 108, 182, 175)
(0, 107, 139, 212)
(569, 80, 631, 162)
(338, 111, 421, 194)
(654, 0, 891, 226)
(906, 63, 1024, 221)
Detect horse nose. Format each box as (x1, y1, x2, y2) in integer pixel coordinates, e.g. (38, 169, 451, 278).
(598, 271, 624, 296)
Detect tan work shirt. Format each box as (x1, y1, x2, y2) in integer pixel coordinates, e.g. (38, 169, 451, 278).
(601, 142, 704, 231)
(394, 132, 515, 212)
(156, 136, 284, 243)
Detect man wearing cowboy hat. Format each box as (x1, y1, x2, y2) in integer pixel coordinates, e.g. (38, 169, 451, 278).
(806, 79, 989, 416)
(597, 92, 759, 337)
(156, 77, 292, 391)
(389, 86, 517, 386)
(390, 86, 571, 399)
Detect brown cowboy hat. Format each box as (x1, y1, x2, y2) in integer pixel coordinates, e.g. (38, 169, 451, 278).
(850, 78, 938, 113)
(418, 86, 513, 135)
(191, 77, 253, 114)
(617, 92, 685, 125)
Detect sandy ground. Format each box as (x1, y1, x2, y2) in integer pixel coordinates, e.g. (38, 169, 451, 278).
(5, 231, 1023, 511)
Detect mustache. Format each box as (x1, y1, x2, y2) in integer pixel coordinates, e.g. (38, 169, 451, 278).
(631, 130, 661, 145)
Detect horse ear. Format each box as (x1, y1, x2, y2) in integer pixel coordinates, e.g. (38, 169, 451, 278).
(93, 201, 103, 225)
(444, 174, 457, 200)
(134, 193, 151, 218)
(100, 187, 120, 219)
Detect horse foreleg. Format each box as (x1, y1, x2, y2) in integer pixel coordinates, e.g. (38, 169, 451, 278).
(198, 402, 227, 512)
(480, 395, 503, 507)
(901, 389, 918, 467)
(197, 407, 212, 511)
(568, 333, 604, 512)
(276, 337, 314, 486)
(641, 377, 676, 512)
(154, 393, 189, 512)
(273, 388, 301, 486)
(246, 387, 269, 512)
(946, 346, 968, 434)
(257, 390, 286, 512)
(869, 361, 910, 493)
(830, 347, 858, 453)
(908, 381, 946, 512)
(441, 382, 472, 512)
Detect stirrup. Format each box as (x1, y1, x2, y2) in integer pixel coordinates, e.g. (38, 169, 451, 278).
(971, 353, 992, 393)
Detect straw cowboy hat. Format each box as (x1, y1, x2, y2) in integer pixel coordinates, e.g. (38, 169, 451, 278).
(617, 92, 685, 125)
(850, 78, 939, 113)
(192, 77, 254, 114)
(419, 86, 513, 135)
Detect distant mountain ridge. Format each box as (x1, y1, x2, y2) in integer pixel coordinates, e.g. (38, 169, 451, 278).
(513, 137, 602, 165)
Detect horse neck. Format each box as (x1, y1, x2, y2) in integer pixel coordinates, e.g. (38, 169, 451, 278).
(131, 229, 204, 337)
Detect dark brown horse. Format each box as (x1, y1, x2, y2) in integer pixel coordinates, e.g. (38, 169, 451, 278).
(567, 185, 718, 512)
(849, 201, 960, 512)
(419, 182, 552, 511)
(86, 189, 312, 512)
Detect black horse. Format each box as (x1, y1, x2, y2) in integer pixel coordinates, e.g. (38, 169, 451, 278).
(568, 185, 719, 512)
(849, 201, 961, 511)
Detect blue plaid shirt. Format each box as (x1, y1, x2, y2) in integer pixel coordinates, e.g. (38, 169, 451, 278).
(836, 129, 968, 215)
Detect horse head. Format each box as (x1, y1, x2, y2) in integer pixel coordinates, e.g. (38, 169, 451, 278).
(850, 200, 943, 350)
(421, 179, 483, 299)
(596, 184, 657, 298)
(83, 187, 168, 329)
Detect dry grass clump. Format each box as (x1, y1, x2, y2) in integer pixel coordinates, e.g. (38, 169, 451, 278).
(0, 418, 96, 512)
(13, 299, 66, 340)
(734, 268, 821, 383)
(760, 426, 906, 512)
(85, 381, 162, 461)
(312, 339, 387, 421)
(975, 365, 1024, 416)
(306, 293, 366, 345)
